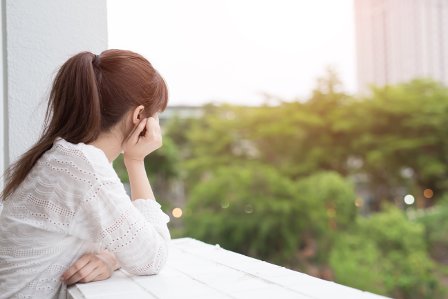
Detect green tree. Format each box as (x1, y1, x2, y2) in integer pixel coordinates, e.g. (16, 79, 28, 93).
(330, 206, 440, 299)
(184, 163, 302, 265)
(350, 79, 448, 207)
(294, 172, 357, 264)
(184, 169, 357, 269)
(418, 195, 448, 266)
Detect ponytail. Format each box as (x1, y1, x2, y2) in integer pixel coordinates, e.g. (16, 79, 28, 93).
(46, 52, 102, 142)
(1, 52, 101, 200)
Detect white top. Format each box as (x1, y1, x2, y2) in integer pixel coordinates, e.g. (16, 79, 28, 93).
(0, 137, 171, 299)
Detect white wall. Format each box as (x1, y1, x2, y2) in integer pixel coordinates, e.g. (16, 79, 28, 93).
(0, 0, 5, 190)
(4, 0, 108, 166)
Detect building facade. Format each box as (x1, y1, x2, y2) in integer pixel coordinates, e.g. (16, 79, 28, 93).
(355, 0, 448, 93)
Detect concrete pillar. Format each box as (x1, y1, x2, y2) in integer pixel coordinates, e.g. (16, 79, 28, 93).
(1, 0, 108, 180)
(0, 1, 5, 188)
(2, 0, 107, 171)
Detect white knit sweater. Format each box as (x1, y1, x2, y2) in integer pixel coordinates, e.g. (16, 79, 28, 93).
(0, 137, 171, 299)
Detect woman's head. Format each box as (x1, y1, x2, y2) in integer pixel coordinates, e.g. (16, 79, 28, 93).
(47, 49, 168, 143)
(1, 49, 168, 200)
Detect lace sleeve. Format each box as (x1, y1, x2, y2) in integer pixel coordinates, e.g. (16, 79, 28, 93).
(70, 178, 171, 275)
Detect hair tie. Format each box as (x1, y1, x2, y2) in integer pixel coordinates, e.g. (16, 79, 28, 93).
(92, 54, 100, 66)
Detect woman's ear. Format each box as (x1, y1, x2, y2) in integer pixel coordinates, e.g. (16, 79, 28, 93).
(132, 105, 145, 125)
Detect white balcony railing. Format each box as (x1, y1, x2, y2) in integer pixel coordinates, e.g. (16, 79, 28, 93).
(68, 237, 390, 299)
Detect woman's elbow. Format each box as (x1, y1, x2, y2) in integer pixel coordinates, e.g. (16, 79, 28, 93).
(127, 242, 169, 276)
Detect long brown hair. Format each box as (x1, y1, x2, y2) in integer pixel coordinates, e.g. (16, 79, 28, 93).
(1, 49, 168, 200)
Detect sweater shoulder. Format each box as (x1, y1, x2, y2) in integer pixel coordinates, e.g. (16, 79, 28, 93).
(40, 137, 117, 183)
(1, 138, 120, 232)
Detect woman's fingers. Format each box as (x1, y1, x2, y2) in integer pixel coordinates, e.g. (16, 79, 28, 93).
(130, 118, 148, 144)
(79, 265, 103, 283)
(123, 114, 163, 161)
(93, 269, 109, 281)
(61, 254, 90, 282)
(143, 117, 162, 146)
(144, 117, 155, 138)
(61, 252, 116, 285)
(65, 259, 98, 285)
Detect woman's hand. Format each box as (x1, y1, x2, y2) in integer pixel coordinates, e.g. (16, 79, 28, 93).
(123, 114, 162, 162)
(61, 250, 120, 285)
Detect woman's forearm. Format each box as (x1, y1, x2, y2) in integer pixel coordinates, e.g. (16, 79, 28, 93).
(124, 158, 155, 200)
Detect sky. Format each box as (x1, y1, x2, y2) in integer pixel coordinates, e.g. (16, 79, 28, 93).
(107, 0, 356, 106)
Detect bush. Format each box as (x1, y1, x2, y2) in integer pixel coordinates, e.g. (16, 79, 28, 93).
(295, 171, 357, 264)
(184, 168, 357, 267)
(330, 206, 440, 299)
(184, 163, 302, 265)
(418, 195, 448, 262)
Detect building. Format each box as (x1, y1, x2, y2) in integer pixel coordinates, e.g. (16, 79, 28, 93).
(355, 0, 448, 93)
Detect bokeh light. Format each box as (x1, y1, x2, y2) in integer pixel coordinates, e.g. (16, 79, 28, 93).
(172, 207, 183, 218)
(404, 194, 415, 205)
(423, 189, 434, 199)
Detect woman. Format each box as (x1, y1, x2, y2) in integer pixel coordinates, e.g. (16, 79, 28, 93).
(0, 49, 171, 298)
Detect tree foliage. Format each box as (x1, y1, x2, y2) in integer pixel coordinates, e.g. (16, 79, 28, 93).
(330, 207, 440, 299)
(184, 163, 301, 265)
(184, 168, 357, 268)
